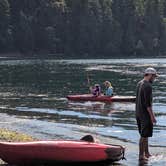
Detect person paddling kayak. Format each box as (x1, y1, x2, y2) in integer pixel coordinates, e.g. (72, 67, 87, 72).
(90, 84, 101, 97)
(104, 81, 113, 96)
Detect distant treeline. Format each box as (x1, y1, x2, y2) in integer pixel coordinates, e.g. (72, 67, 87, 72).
(1, 0, 166, 58)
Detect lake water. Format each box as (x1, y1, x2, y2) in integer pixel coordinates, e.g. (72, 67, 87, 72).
(0, 58, 166, 166)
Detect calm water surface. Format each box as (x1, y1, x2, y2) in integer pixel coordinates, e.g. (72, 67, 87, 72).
(0, 58, 166, 166)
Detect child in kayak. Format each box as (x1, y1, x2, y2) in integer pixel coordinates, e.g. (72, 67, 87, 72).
(90, 84, 101, 97)
(104, 81, 113, 96)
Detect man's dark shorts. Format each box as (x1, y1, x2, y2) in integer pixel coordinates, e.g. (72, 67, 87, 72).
(136, 116, 153, 137)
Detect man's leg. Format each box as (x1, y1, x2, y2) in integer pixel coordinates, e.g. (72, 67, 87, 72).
(139, 137, 148, 160)
(145, 138, 152, 158)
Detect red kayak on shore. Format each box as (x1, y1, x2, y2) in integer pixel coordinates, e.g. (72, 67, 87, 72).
(0, 138, 125, 164)
(67, 94, 136, 103)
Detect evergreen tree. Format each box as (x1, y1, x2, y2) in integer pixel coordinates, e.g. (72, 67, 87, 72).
(134, 0, 146, 16)
(144, 0, 163, 55)
(99, 0, 122, 56)
(0, 0, 166, 57)
(112, 0, 137, 55)
(64, 0, 102, 57)
(78, 0, 102, 57)
(18, 11, 34, 54)
(33, 0, 66, 54)
(0, 0, 11, 51)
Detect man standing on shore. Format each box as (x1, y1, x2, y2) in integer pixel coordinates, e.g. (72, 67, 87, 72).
(136, 67, 158, 161)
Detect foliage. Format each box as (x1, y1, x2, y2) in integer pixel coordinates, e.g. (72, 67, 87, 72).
(0, 0, 10, 51)
(1, 0, 166, 57)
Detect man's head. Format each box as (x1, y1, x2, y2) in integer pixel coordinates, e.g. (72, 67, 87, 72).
(144, 67, 158, 83)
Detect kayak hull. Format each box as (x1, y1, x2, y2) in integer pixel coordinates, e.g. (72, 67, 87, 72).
(0, 140, 125, 164)
(67, 94, 135, 102)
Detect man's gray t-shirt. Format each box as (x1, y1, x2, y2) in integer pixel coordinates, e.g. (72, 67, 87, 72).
(136, 80, 152, 119)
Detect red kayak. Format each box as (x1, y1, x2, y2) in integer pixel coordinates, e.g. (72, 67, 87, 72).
(0, 138, 125, 164)
(67, 94, 135, 102)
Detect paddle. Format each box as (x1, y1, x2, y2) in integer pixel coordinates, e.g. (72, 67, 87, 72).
(87, 72, 91, 93)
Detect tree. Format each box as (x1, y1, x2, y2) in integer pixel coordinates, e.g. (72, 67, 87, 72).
(18, 11, 34, 53)
(143, 0, 163, 55)
(0, 0, 11, 51)
(66, 0, 114, 57)
(33, 0, 66, 54)
(98, 0, 122, 56)
(134, 0, 146, 16)
(1, 0, 166, 57)
(112, 0, 137, 55)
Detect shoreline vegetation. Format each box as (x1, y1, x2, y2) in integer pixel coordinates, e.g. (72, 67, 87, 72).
(1, 1, 166, 58)
(0, 52, 166, 60)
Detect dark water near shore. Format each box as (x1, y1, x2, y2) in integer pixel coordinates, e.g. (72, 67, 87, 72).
(0, 58, 166, 165)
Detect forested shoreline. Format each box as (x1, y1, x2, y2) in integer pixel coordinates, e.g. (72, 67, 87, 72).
(1, 0, 166, 58)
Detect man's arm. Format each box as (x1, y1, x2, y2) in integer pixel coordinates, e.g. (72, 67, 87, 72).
(147, 107, 157, 124)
